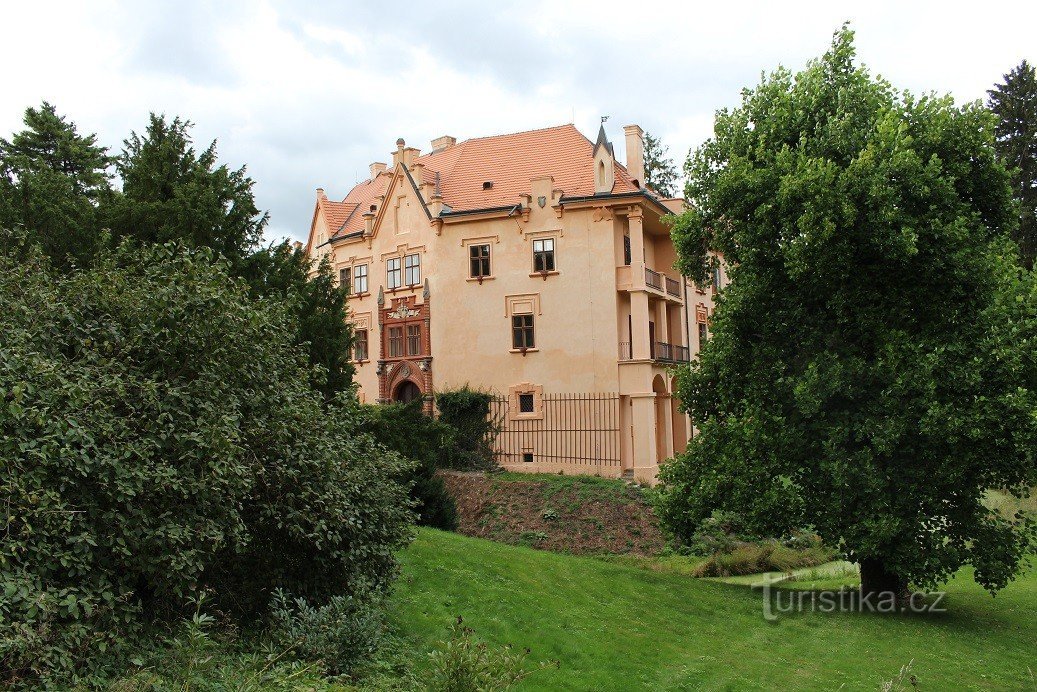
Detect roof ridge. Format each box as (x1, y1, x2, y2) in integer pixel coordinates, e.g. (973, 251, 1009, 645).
(454, 122, 578, 146)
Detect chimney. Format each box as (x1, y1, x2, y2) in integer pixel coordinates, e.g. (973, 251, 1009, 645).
(369, 162, 387, 179)
(363, 211, 375, 236)
(623, 124, 645, 188)
(431, 135, 456, 152)
(316, 187, 327, 201)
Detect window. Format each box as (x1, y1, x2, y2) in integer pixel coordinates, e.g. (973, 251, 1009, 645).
(469, 244, 491, 278)
(406, 324, 421, 355)
(388, 326, 404, 357)
(519, 393, 535, 413)
(522, 452, 534, 463)
(623, 235, 631, 266)
(698, 322, 708, 347)
(512, 314, 535, 349)
(404, 253, 421, 286)
(711, 264, 721, 293)
(533, 238, 555, 272)
(353, 264, 368, 294)
(339, 267, 350, 292)
(386, 257, 402, 289)
(354, 329, 368, 361)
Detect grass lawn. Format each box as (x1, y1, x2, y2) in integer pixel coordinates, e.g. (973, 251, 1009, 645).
(391, 528, 1037, 691)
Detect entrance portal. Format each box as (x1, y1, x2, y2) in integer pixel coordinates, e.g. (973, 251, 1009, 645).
(393, 380, 422, 405)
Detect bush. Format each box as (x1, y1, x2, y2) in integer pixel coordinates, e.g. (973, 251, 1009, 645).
(692, 540, 836, 578)
(684, 510, 749, 556)
(268, 587, 385, 677)
(0, 236, 414, 686)
(436, 387, 497, 470)
(425, 617, 547, 692)
(360, 400, 458, 531)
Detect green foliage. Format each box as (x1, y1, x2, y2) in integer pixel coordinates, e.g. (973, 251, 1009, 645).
(692, 540, 836, 578)
(0, 102, 113, 268)
(643, 130, 679, 198)
(268, 587, 385, 677)
(243, 242, 355, 401)
(0, 234, 413, 686)
(360, 400, 458, 531)
(988, 59, 1037, 268)
(660, 26, 1037, 594)
(435, 387, 498, 470)
(425, 617, 545, 692)
(104, 113, 267, 268)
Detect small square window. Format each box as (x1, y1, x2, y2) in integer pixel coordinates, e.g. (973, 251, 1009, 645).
(522, 452, 534, 464)
(519, 393, 535, 413)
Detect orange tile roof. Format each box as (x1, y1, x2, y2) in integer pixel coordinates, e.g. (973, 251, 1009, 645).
(419, 123, 640, 212)
(325, 124, 643, 240)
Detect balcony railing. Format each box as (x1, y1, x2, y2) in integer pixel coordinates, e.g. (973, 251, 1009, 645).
(665, 276, 681, 297)
(618, 341, 690, 363)
(645, 268, 662, 290)
(655, 342, 690, 363)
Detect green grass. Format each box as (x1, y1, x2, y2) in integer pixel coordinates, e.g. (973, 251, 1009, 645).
(392, 528, 1037, 691)
(491, 472, 641, 502)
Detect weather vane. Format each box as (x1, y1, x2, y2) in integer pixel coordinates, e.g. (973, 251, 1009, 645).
(601, 115, 610, 124)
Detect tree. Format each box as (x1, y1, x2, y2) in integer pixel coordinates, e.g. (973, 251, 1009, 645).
(988, 60, 1037, 269)
(0, 102, 112, 267)
(243, 242, 355, 400)
(105, 114, 267, 268)
(106, 115, 355, 399)
(658, 26, 1037, 599)
(643, 130, 679, 198)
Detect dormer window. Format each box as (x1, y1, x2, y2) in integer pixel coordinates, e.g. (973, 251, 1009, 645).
(482, 181, 493, 190)
(598, 161, 605, 186)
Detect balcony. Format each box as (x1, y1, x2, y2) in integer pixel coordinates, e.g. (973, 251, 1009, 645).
(616, 266, 684, 303)
(618, 340, 690, 363)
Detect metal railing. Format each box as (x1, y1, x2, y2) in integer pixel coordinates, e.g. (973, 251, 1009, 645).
(619, 341, 690, 363)
(645, 268, 662, 290)
(665, 276, 681, 297)
(489, 393, 621, 467)
(655, 342, 691, 363)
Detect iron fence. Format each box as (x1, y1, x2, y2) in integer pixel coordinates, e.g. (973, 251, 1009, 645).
(488, 393, 621, 467)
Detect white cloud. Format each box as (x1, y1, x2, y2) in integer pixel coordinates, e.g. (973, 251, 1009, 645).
(2, 0, 1034, 243)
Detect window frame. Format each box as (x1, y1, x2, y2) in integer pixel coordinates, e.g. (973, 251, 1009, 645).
(511, 314, 535, 350)
(386, 257, 402, 290)
(354, 329, 369, 361)
(404, 253, 421, 286)
(339, 267, 351, 292)
(532, 237, 555, 273)
(469, 243, 491, 279)
(353, 263, 368, 295)
(388, 326, 404, 357)
(406, 323, 421, 356)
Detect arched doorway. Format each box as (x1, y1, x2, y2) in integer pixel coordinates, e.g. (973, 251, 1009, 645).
(393, 380, 422, 405)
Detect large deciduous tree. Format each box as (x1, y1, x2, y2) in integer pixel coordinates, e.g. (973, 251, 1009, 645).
(658, 27, 1037, 598)
(0, 102, 112, 268)
(988, 59, 1037, 269)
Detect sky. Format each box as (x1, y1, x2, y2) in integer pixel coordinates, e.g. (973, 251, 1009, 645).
(3, 0, 1035, 244)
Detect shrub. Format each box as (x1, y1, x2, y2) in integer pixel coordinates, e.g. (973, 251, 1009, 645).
(0, 236, 413, 686)
(268, 587, 385, 677)
(436, 387, 498, 470)
(425, 617, 545, 692)
(684, 510, 749, 556)
(692, 540, 837, 578)
(360, 400, 458, 531)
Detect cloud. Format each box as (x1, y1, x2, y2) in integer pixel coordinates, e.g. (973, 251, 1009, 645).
(2, 0, 1035, 244)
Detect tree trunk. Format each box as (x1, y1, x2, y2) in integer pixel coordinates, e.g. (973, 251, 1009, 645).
(859, 557, 908, 601)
